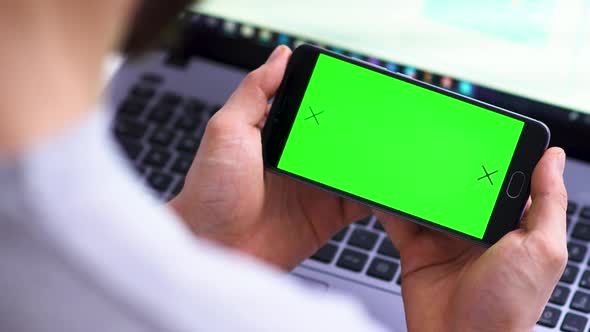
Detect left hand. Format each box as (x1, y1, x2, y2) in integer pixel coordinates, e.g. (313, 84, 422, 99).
(169, 46, 369, 270)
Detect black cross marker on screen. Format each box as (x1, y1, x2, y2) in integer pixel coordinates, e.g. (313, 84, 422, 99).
(477, 165, 499, 186)
(305, 106, 325, 125)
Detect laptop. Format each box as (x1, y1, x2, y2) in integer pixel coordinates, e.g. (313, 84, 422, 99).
(107, 2, 590, 331)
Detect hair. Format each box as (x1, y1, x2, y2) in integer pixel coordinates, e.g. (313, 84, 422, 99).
(121, 0, 195, 56)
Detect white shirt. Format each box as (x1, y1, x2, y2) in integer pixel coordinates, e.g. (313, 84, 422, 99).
(0, 110, 389, 332)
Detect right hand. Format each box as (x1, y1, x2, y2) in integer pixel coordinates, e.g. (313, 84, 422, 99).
(376, 147, 568, 332)
(170, 46, 370, 270)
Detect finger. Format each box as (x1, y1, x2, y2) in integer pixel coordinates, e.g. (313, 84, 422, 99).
(342, 199, 372, 224)
(520, 197, 533, 222)
(373, 210, 421, 251)
(521, 147, 567, 239)
(221, 46, 292, 126)
(256, 104, 273, 129)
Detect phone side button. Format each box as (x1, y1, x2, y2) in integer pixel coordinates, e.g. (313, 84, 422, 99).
(506, 171, 526, 199)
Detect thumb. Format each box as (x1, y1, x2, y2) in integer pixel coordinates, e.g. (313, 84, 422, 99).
(373, 211, 421, 251)
(521, 147, 567, 240)
(220, 46, 292, 126)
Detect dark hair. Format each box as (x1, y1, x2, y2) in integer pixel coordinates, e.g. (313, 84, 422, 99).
(121, 0, 195, 56)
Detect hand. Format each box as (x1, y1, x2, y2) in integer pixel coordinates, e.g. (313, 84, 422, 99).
(169, 46, 369, 270)
(376, 148, 568, 332)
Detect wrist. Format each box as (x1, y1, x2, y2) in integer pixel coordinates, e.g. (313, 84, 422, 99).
(450, 321, 533, 332)
(406, 312, 533, 332)
(168, 196, 306, 271)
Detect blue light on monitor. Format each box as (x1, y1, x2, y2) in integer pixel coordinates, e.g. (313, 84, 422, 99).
(278, 34, 290, 45)
(349, 53, 363, 60)
(386, 63, 399, 72)
(330, 47, 344, 54)
(404, 66, 417, 77)
(459, 81, 474, 96)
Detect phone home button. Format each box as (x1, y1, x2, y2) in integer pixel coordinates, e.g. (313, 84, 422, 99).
(506, 171, 526, 199)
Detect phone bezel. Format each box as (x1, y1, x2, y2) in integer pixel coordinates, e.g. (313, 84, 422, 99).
(262, 44, 550, 245)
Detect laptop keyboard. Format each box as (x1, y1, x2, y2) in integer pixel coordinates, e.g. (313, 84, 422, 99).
(113, 73, 588, 332)
(113, 73, 222, 202)
(310, 217, 401, 283)
(540, 202, 590, 332)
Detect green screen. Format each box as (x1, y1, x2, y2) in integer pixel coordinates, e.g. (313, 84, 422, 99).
(278, 54, 524, 239)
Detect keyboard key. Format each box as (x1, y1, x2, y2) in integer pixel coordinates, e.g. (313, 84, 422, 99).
(572, 223, 590, 241)
(176, 115, 202, 132)
(159, 92, 183, 107)
(348, 229, 379, 251)
(171, 180, 184, 197)
(354, 216, 372, 226)
(147, 106, 175, 124)
(373, 220, 385, 232)
(568, 201, 578, 215)
(332, 227, 349, 242)
(311, 243, 338, 263)
(118, 138, 143, 160)
(367, 258, 398, 281)
(184, 98, 207, 114)
(143, 149, 171, 168)
(176, 136, 201, 155)
(568, 242, 587, 262)
(171, 156, 193, 175)
(130, 85, 156, 100)
(537, 306, 561, 328)
(118, 99, 146, 117)
(336, 249, 368, 272)
(150, 130, 176, 147)
(212, 104, 223, 113)
(114, 119, 148, 140)
(140, 73, 164, 84)
(579, 270, 590, 289)
(561, 265, 579, 284)
(136, 166, 148, 176)
(571, 291, 590, 313)
(550, 285, 570, 306)
(148, 172, 173, 192)
(581, 207, 590, 220)
(378, 238, 401, 259)
(561, 313, 587, 332)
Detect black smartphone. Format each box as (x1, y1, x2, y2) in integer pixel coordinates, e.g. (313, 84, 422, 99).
(262, 45, 550, 245)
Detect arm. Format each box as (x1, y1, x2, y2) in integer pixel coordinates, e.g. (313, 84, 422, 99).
(169, 45, 569, 332)
(0, 2, 387, 331)
(0, 109, 389, 332)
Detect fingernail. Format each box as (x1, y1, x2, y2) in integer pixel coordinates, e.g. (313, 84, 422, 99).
(554, 148, 566, 174)
(266, 46, 284, 64)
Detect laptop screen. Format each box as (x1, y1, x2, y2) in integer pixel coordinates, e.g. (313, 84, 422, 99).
(194, 0, 590, 116)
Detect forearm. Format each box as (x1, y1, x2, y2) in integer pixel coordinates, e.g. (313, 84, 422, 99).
(402, 291, 534, 332)
(0, 109, 390, 332)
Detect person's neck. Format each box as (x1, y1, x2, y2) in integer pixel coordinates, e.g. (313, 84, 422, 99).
(0, 0, 137, 153)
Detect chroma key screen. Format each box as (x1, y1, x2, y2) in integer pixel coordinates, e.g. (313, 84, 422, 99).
(277, 54, 524, 239)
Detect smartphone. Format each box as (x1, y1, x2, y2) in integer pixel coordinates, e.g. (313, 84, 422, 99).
(262, 45, 550, 245)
